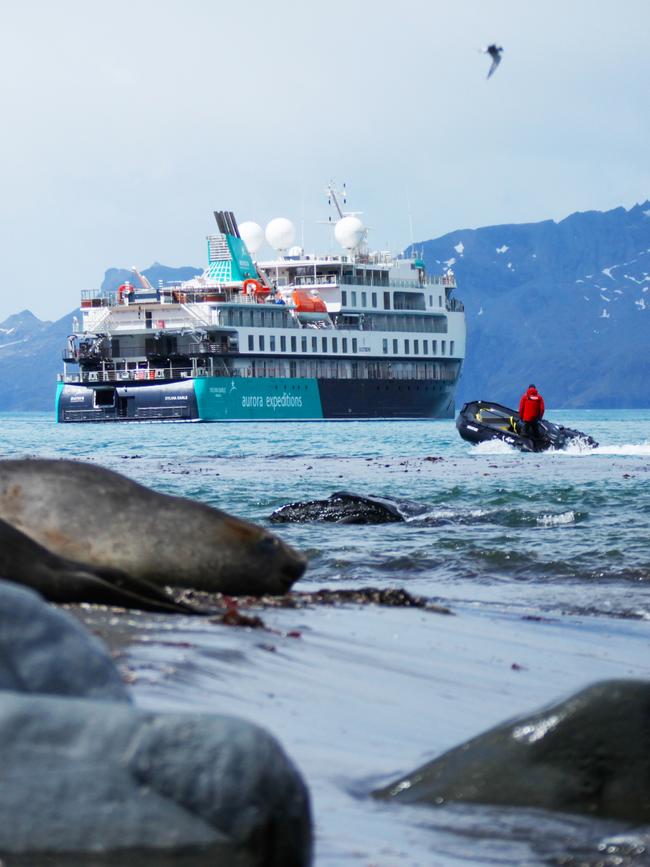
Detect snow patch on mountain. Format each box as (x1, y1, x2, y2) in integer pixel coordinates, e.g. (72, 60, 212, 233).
(454, 241, 464, 255)
(496, 245, 509, 254)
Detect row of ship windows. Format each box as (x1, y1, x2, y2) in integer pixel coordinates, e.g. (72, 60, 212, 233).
(248, 334, 456, 356)
(341, 290, 443, 309)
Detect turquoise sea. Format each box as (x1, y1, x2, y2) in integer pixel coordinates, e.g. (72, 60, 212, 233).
(3, 409, 650, 866)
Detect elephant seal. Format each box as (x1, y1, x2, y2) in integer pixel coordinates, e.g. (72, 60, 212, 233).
(0, 459, 306, 596)
(374, 679, 650, 823)
(0, 517, 199, 614)
(270, 491, 423, 524)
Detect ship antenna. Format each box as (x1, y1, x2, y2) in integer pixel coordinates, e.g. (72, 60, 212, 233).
(326, 181, 345, 220)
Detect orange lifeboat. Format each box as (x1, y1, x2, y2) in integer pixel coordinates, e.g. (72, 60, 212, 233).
(292, 290, 327, 313)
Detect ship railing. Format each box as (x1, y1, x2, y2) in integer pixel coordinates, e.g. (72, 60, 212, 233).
(292, 276, 339, 287)
(59, 360, 459, 385)
(61, 368, 191, 384)
(85, 311, 215, 333)
(339, 276, 452, 289)
(392, 301, 427, 312)
(80, 290, 117, 308)
(446, 299, 464, 312)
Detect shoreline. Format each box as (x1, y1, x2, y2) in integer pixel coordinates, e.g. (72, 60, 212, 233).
(73, 597, 650, 866)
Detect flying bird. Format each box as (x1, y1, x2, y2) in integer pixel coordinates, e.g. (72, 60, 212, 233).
(483, 44, 504, 78)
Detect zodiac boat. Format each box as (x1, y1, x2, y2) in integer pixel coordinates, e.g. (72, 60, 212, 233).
(456, 400, 598, 453)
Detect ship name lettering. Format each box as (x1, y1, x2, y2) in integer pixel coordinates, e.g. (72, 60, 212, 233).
(241, 394, 303, 410)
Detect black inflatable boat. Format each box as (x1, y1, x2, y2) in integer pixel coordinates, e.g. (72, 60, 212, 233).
(456, 400, 598, 453)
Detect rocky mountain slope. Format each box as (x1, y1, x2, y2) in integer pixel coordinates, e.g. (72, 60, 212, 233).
(0, 265, 200, 412)
(415, 201, 650, 407)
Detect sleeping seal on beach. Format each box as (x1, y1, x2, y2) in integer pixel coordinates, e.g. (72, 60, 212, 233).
(374, 679, 650, 823)
(0, 459, 306, 596)
(0, 517, 197, 613)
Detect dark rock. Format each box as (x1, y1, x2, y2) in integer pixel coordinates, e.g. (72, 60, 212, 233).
(0, 579, 129, 702)
(177, 586, 452, 616)
(269, 491, 424, 524)
(374, 680, 650, 823)
(0, 693, 312, 865)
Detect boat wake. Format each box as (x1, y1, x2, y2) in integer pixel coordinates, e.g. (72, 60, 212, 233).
(471, 440, 516, 455)
(591, 441, 650, 456)
(472, 438, 650, 457)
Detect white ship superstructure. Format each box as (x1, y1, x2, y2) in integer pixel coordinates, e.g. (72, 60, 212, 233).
(57, 191, 465, 422)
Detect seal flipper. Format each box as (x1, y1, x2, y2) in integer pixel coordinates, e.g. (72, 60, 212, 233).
(86, 564, 213, 615)
(0, 517, 210, 615)
(60, 566, 201, 615)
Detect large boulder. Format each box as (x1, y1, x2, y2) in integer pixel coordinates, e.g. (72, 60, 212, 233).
(270, 491, 420, 524)
(374, 680, 650, 823)
(0, 579, 129, 702)
(0, 693, 312, 865)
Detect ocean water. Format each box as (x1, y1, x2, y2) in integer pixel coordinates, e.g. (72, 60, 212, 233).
(3, 409, 650, 866)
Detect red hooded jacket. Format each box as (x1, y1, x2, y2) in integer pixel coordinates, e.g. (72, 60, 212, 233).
(519, 386, 545, 422)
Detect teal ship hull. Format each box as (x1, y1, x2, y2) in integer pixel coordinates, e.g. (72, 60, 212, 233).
(56, 376, 457, 422)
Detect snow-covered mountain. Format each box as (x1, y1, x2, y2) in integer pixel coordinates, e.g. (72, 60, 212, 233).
(413, 201, 650, 408)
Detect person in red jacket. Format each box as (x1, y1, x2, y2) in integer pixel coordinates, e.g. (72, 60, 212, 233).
(518, 384, 545, 442)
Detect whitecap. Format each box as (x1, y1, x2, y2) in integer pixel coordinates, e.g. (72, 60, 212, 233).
(404, 507, 488, 523)
(537, 511, 576, 527)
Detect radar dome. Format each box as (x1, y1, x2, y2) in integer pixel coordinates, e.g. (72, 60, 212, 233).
(335, 216, 365, 251)
(265, 217, 296, 251)
(239, 221, 265, 255)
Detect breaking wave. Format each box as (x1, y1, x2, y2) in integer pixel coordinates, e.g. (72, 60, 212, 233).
(536, 511, 577, 527)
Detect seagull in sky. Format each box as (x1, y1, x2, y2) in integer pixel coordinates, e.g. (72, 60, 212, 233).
(483, 44, 504, 79)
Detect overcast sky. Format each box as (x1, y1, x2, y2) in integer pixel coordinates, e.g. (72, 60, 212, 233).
(1, 0, 649, 321)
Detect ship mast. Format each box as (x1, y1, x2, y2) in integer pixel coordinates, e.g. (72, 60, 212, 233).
(326, 182, 347, 221)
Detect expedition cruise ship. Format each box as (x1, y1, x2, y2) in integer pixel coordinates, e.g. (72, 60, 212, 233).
(57, 192, 465, 422)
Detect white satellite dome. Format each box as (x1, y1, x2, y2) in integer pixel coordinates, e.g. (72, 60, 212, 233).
(335, 216, 365, 251)
(239, 221, 265, 255)
(265, 217, 296, 251)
